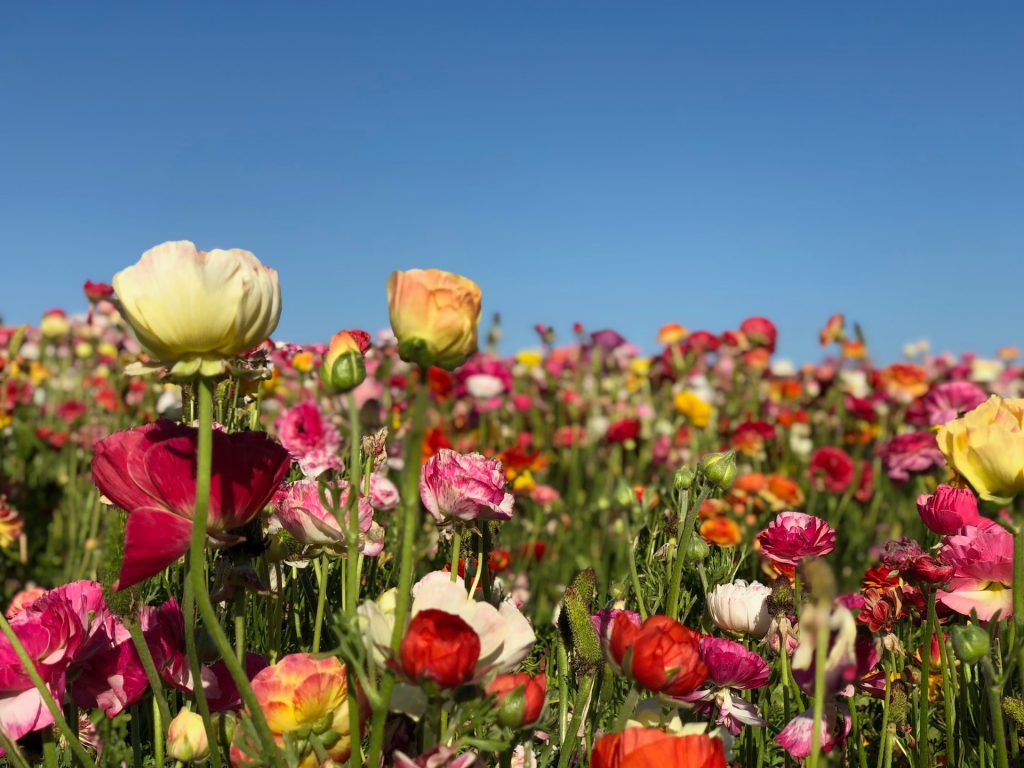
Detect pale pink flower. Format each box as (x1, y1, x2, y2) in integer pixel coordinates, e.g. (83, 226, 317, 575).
(775, 704, 852, 760)
(756, 512, 835, 573)
(420, 449, 514, 524)
(938, 524, 1014, 620)
(394, 747, 478, 767)
(274, 401, 342, 478)
(270, 478, 384, 557)
(706, 580, 772, 639)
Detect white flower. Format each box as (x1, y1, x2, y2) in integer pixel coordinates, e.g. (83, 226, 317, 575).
(838, 370, 869, 398)
(466, 373, 505, 399)
(707, 579, 772, 639)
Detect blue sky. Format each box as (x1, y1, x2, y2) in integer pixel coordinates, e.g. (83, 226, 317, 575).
(2, 3, 1022, 362)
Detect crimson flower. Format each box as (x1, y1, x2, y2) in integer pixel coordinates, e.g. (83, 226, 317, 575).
(607, 614, 707, 697)
(807, 447, 855, 494)
(756, 511, 836, 576)
(399, 609, 481, 689)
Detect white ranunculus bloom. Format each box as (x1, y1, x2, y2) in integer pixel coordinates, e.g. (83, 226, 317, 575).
(706, 579, 772, 639)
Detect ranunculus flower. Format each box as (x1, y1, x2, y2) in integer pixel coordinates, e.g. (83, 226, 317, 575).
(230, 653, 363, 768)
(387, 268, 482, 370)
(775, 704, 852, 760)
(92, 420, 291, 590)
(916, 484, 982, 535)
(607, 614, 707, 697)
(400, 609, 481, 689)
(807, 447, 855, 494)
(938, 524, 1014, 620)
(757, 511, 835, 576)
(878, 431, 945, 483)
(114, 240, 281, 379)
(166, 707, 209, 762)
(706, 580, 772, 639)
(420, 449, 514, 524)
(678, 636, 770, 735)
(739, 317, 778, 353)
(919, 381, 988, 426)
(591, 729, 726, 768)
(274, 400, 343, 478)
(936, 395, 1024, 504)
(486, 673, 546, 727)
(270, 478, 385, 557)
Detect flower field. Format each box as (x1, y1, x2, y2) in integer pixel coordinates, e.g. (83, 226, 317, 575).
(2, 241, 1023, 767)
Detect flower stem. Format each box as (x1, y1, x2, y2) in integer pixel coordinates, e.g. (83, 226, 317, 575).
(128, 616, 171, 725)
(190, 377, 283, 768)
(665, 488, 690, 618)
(918, 590, 934, 768)
(183, 572, 223, 768)
(556, 672, 595, 768)
(930, 598, 956, 765)
(312, 555, 328, 652)
(346, 391, 363, 768)
(806, 607, 830, 768)
(153, 695, 164, 768)
(450, 528, 463, 583)
(0, 613, 94, 767)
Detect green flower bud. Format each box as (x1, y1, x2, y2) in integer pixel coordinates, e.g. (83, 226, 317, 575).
(698, 451, 738, 491)
(496, 684, 528, 728)
(951, 625, 990, 664)
(685, 535, 710, 563)
(320, 332, 367, 393)
(673, 466, 696, 491)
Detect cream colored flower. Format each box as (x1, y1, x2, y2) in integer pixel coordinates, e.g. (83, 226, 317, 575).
(113, 240, 280, 379)
(937, 395, 1024, 504)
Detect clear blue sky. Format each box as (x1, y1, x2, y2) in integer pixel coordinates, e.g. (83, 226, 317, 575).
(3, 3, 1022, 362)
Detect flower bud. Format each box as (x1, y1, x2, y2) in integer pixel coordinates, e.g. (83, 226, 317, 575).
(166, 707, 209, 762)
(487, 673, 547, 729)
(685, 535, 710, 563)
(951, 625, 990, 664)
(320, 331, 367, 393)
(388, 269, 482, 371)
(673, 466, 695, 492)
(698, 451, 737, 491)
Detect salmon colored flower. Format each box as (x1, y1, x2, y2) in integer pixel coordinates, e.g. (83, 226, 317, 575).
(387, 269, 482, 370)
(607, 614, 707, 697)
(114, 241, 281, 379)
(936, 396, 1024, 504)
(700, 517, 741, 547)
(591, 729, 726, 768)
(878, 363, 929, 402)
(819, 314, 845, 346)
(92, 420, 290, 590)
(400, 609, 481, 689)
(230, 653, 364, 768)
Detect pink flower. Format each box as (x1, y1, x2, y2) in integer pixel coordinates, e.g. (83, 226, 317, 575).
(420, 449, 514, 524)
(394, 747, 478, 767)
(917, 484, 983, 535)
(678, 636, 770, 735)
(590, 608, 641, 644)
(775, 704, 852, 760)
(920, 381, 988, 426)
(270, 478, 385, 557)
(92, 421, 291, 590)
(938, 524, 1014, 620)
(878, 431, 945, 483)
(756, 512, 836, 575)
(0, 591, 83, 741)
(274, 401, 342, 478)
(368, 474, 400, 511)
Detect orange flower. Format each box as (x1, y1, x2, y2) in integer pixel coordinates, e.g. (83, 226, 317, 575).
(819, 313, 845, 346)
(733, 473, 768, 494)
(879, 363, 929, 402)
(701, 517, 741, 547)
(657, 323, 689, 346)
(841, 340, 867, 360)
(592, 729, 726, 768)
(765, 474, 804, 508)
(387, 269, 482, 370)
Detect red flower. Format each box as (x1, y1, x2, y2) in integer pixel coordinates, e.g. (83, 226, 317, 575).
(739, 317, 778, 353)
(854, 460, 874, 504)
(592, 729, 726, 768)
(808, 447, 855, 494)
(399, 609, 481, 689)
(608, 615, 707, 697)
(92, 420, 291, 591)
(606, 419, 640, 444)
(486, 673, 546, 727)
(83, 280, 115, 303)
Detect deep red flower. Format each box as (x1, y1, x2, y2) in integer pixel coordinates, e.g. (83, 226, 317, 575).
(608, 614, 707, 697)
(606, 419, 641, 444)
(486, 673, 547, 727)
(399, 609, 481, 689)
(808, 447, 855, 494)
(83, 280, 115, 303)
(92, 420, 291, 591)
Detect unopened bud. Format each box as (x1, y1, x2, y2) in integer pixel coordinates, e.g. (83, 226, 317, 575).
(166, 707, 209, 763)
(673, 467, 696, 492)
(698, 451, 737, 491)
(685, 535, 710, 563)
(951, 625, 990, 664)
(320, 331, 367, 393)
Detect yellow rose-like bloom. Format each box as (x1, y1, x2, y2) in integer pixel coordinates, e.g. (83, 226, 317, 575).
(387, 269, 482, 370)
(937, 395, 1024, 504)
(674, 391, 713, 428)
(232, 654, 364, 768)
(114, 240, 281, 379)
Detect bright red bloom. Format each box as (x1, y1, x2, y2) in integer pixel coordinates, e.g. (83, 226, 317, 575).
(606, 419, 640, 444)
(92, 420, 291, 591)
(83, 280, 115, 303)
(399, 609, 481, 689)
(807, 447, 855, 494)
(486, 673, 547, 727)
(591, 729, 726, 768)
(608, 615, 707, 697)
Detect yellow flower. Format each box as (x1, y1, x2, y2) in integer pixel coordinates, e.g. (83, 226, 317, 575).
(387, 269, 482, 370)
(40, 311, 70, 339)
(516, 349, 543, 369)
(113, 240, 281, 379)
(629, 358, 651, 376)
(674, 391, 713, 428)
(513, 471, 536, 493)
(291, 351, 315, 373)
(937, 395, 1024, 504)
(166, 707, 209, 762)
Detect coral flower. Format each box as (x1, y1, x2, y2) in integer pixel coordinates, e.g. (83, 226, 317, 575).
(230, 653, 363, 768)
(700, 517, 741, 547)
(399, 609, 481, 689)
(757, 511, 836, 575)
(657, 323, 689, 346)
(92, 420, 291, 590)
(807, 447, 855, 494)
(420, 449, 514, 523)
(274, 400, 343, 478)
(878, 363, 930, 402)
(938, 524, 1014, 620)
(591, 729, 726, 768)
(387, 268, 482, 370)
(936, 395, 1024, 504)
(486, 673, 547, 727)
(607, 614, 708, 697)
(114, 240, 281, 379)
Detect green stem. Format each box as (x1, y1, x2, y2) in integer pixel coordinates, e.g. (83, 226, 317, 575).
(918, 590, 934, 768)
(665, 488, 691, 618)
(0, 730, 32, 768)
(982, 657, 1011, 768)
(312, 555, 328, 653)
(450, 528, 463, 583)
(930, 599, 955, 765)
(153, 694, 165, 768)
(806, 607, 830, 768)
(612, 686, 640, 731)
(128, 617, 172, 725)
(621, 508, 648, 620)
(190, 377, 283, 768)
(42, 728, 58, 768)
(556, 673, 595, 768)
(346, 392, 363, 768)
(0, 613, 94, 767)
(183, 573, 223, 768)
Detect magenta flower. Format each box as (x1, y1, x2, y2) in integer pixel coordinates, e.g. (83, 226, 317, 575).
(678, 636, 770, 735)
(456, 355, 514, 412)
(92, 420, 291, 590)
(917, 484, 983, 535)
(419, 449, 514, 524)
(756, 511, 836, 574)
(0, 590, 83, 741)
(877, 431, 945, 483)
(270, 478, 385, 557)
(274, 400, 342, 478)
(938, 524, 1014, 620)
(920, 380, 988, 426)
(775, 704, 852, 760)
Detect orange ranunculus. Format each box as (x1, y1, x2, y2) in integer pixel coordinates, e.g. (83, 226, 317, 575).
(592, 729, 726, 768)
(936, 396, 1024, 504)
(733, 473, 768, 494)
(879, 363, 929, 402)
(657, 323, 689, 346)
(765, 474, 804, 508)
(701, 517, 741, 547)
(387, 269, 482, 370)
(607, 615, 707, 697)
